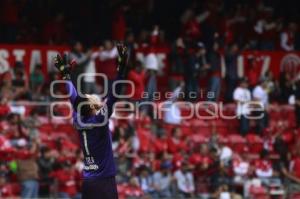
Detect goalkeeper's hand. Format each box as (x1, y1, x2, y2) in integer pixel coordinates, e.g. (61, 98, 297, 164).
(54, 54, 72, 80)
(116, 42, 129, 78)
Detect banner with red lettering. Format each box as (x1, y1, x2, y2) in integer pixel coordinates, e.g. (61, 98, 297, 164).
(0, 44, 69, 78)
(1, 44, 299, 83)
(241, 51, 300, 79)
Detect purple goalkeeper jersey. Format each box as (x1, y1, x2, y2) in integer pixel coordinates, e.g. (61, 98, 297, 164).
(66, 79, 119, 180)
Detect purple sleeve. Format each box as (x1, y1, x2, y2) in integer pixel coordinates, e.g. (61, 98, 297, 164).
(106, 74, 122, 117)
(66, 80, 78, 107)
(95, 74, 122, 121)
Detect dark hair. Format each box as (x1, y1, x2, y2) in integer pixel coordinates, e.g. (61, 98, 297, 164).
(7, 113, 18, 121)
(171, 127, 179, 136)
(74, 97, 91, 117)
(260, 149, 269, 159)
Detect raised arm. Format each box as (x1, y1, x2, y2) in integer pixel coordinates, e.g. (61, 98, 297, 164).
(54, 54, 78, 107)
(100, 43, 129, 118)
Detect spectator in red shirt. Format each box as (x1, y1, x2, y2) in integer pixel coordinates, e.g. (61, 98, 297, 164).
(154, 133, 168, 154)
(245, 56, 259, 90)
(126, 61, 146, 102)
(167, 127, 187, 154)
(254, 150, 281, 187)
(189, 143, 214, 186)
(122, 177, 144, 198)
(50, 162, 80, 199)
(232, 153, 250, 185)
(0, 174, 16, 198)
(97, 40, 118, 82)
(180, 8, 202, 41)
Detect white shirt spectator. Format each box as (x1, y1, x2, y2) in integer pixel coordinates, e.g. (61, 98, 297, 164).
(219, 146, 233, 163)
(153, 172, 172, 191)
(98, 47, 118, 61)
(163, 86, 182, 125)
(137, 176, 154, 193)
(145, 53, 159, 71)
(280, 32, 294, 51)
(255, 160, 273, 178)
(233, 158, 250, 184)
(233, 87, 251, 116)
(10, 105, 26, 116)
(253, 85, 268, 109)
(174, 170, 195, 194)
(233, 160, 249, 176)
(220, 192, 231, 199)
(83, 61, 96, 83)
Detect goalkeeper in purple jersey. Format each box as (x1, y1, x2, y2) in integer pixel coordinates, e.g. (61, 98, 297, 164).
(54, 44, 129, 199)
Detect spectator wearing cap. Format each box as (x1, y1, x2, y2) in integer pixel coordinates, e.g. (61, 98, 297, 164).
(152, 161, 173, 198)
(233, 78, 251, 135)
(252, 78, 269, 134)
(174, 162, 195, 198)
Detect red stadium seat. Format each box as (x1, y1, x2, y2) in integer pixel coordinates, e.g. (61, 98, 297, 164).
(0, 105, 9, 116)
(55, 123, 76, 135)
(228, 134, 247, 153)
(246, 134, 264, 154)
(249, 185, 270, 199)
(38, 123, 55, 133)
(291, 193, 300, 199)
(191, 134, 209, 144)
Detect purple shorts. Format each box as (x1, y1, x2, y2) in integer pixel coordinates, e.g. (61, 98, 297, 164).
(82, 176, 118, 199)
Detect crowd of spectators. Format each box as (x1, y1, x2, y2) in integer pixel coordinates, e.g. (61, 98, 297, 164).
(0, 0, 299, 51)
(0, 0, 300, 199)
